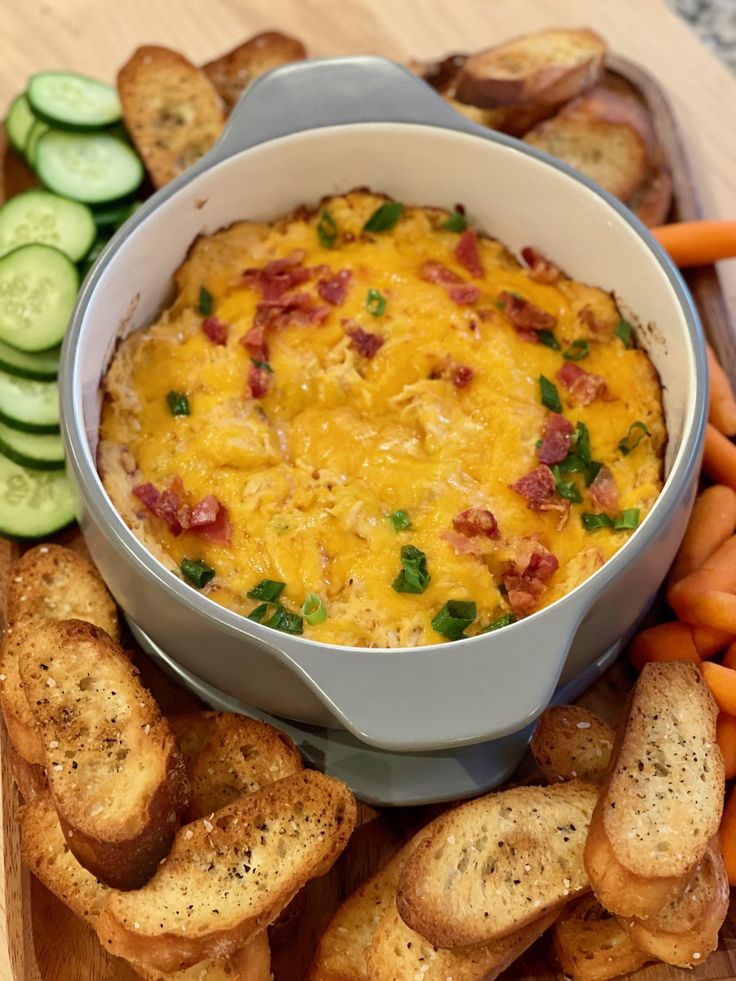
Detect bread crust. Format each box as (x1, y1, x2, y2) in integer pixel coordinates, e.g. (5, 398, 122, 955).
(552, 894, 650, 980)
(203, 31, 305, 111)
(531, 705, 614, 784)
(132, 930, 272, 981)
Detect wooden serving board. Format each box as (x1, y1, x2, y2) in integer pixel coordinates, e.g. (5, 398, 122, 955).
(1, 51, 736, 981)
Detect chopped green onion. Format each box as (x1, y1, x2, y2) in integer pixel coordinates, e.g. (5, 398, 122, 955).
(563, 339, 589, 361)
(539, 375, 562, 413)
(551, 465, 583, 503)
(482, 612, 517, 633)
(618, 421, 651, 455)
(392, 544, 430, 594)
(582, 512, 614, 531)
(301, 592, 327, 625)
(317, 209, 337, 248)
(363, 201, 403, 233)
(366, 288, 387, 317)
(166, 390, 190, 416)
(248, 602, 278, 623)
(538, 330, 560, 351)
(266, 606, 304, 634)
(616, 319, 633, 348)
(432, 600, 477, 640)
(198, 286, 213, 315)
(389, 509, 412, 531)
(251, 357, 273, 373)
(180, 558, 215, 588)
(443, 210, 467, 233)
(559, 421, 601, 486)
(247, 579, 286, 602)
(614, 508, 641, 531)
(571, 421, 591, 463)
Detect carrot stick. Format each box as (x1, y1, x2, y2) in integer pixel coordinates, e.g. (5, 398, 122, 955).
(702, 424, 736, 490)
(651, 221, 736, 268)
(723, 641, 736, 670)
(721, 784, 736, 886)
(707, 344, 736, 437)
(628, 622, 701, 671)
(668, 535, 736, 622)
(668, 485, 736, 586)
(717, 714, 736, 779)
(702, 661, 736, 715)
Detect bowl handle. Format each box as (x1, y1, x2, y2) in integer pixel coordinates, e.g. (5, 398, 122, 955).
(272, 603, 587, 752)
(205, 56, 476, 165)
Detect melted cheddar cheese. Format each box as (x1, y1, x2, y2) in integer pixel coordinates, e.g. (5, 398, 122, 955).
(99, 191, 665, 648)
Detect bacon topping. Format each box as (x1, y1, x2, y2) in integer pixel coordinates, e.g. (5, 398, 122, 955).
(317, 269, 352, 306)
(188, 498, 232, 545)
(503, 538, 559, 617)
(343, 320, 384, 359)
(421, 261, 463, 286)
(455, 229, 484, 278)
(430, 356, 474, 389)
(579, 304, 614, 338)
(537, 413, 573, 465)
(246, 361, 273, 399)
(521, 246, 561, 284)
(449, 284, 481, 306)
(452, 508, 499, 540)
(511, 465, 556, 509)
(588, 466, 619, 514)
(441, 530, 487, 559)
(132, 482, 231, 545)
(256, 292, 330, 331)
(497, 291, 557, 335)
(201, 316, 229, 346)
(240, 322, 268, 361)
(239, 250, 310, 301)
(557, 362, 608, 406)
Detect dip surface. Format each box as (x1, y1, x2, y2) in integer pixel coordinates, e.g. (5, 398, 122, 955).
(99, 191, 665, 647)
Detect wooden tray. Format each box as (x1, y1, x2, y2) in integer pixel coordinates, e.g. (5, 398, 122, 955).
(2, 53, 735, 981)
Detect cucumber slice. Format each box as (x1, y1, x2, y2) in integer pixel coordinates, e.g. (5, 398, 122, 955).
(0, 340, 59, 380)
(0, 189, 95, 261)
(0, 455, 74, 539)
(0, 421, 64, 469)
(0, 244, 79, 352)
(28, 71, 122, 130)
(5, 94, 36, 154)
(0, 370, 59, 433)
(24, 118, 50, 167)
(35, 130, 144, 205)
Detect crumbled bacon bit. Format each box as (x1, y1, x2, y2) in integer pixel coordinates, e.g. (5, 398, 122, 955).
(192, 504, 232, 545)
(343, 320, 384, 359)
(537, 413, 574, 465)
(521, 246, 560, 284)
(557, 362, 608, 406)
(452, 508, 499, 539)
(430, 356, 474, 389)
(578, 304, 613, 337)
(455, 229, 484, 278)
(317, 269, 352, 306)
(133, 481, 231, 545)
(449, 284, 480, 306)
(421, 261, 463, 286)
(588, 466, 619, 514)
(239, 250, 310, 301)
(497, 291, 556, 333)
(246, 361, 273, 399)
(503, 538, 559, 617)
(201, 316, 229, 345)
(441, 530, 487, 558)
(510, 465, 556, 509)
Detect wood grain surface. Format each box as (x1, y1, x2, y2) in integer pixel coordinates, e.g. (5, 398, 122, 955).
(0, 1, 735, 977)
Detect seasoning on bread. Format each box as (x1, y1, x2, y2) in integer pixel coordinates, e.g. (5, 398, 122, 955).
(96, 770, 357, 973)
(117, 45, 225, 188)
(203, 31, 306, 112)
(0, 543, 119, 765)
(132, 931, 271, 981)
(453, 28, 606, 108)
(584, 661, 725, 919)
(395, 781, 597, 948)
(552, 894, 651, 981)
(531, 705, 615, 784)
(168, 711, 303, 821)
(19, 618, 189, 891)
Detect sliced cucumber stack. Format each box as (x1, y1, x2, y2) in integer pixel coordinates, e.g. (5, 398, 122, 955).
(0, 421, 64, 469)
(0, 340, 59, 381)
(0, 244, 78, 352)
(0, 454, 74, 538)
(36, 130, 144, 205)
(27, 71, 122, 130)
(5, 94, 35, 154)
(0, 189, 95, 261)
(0, 369, 59, 433)
(24, 118, 50, 168)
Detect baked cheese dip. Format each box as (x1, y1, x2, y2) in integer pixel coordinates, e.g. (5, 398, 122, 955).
(99, 191, 665, 647)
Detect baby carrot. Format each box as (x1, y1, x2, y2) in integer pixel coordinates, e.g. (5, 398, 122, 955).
(707, 344, 736, 437)
(667, 484, 736, 586)
(689, 592, 736, 634)
(702, 423, 736, 490)
(722, 784, 736, 886)
(652, 220, 736, 268)
(628, 621, 730, 671)
(668, 535, 736, 623)
(702, 661, 736, 715)
(723, 640, 736, 670)
(717, 714, 736, 779)
(693, 625, 733, 658)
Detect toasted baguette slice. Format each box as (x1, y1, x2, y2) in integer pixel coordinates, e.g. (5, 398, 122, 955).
(524, 86, 658, 202)
(584, 661, 724, 918)
(396, 781, 597, 948)
(118, 46, 225, 188)
(1, 544, 119, 765)
(454, 29, 606, 108)
(623, 839, 728, 968)
(97, 770, 356, 973)
(531, 705, 614, 784)
(19, 619, 189, 890)
(629, 163, 673, 227)
(168, 711, 303, 821)
(552, 895, 650, 981)
(8, 745, 46, 802)
(132, 931, 271, 981)
(203, 31, 306, 111)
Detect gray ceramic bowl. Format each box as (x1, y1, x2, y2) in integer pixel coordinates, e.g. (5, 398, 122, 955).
(60, 58, 706, 753)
